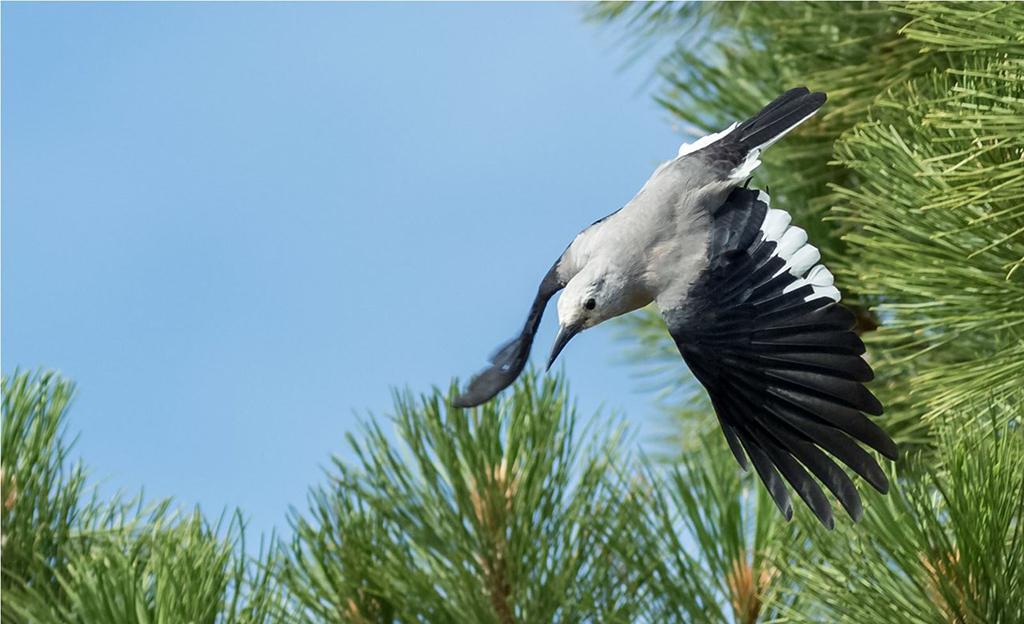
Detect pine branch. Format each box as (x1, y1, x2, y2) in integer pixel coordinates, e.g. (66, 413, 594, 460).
(1, 371, 85, 609)
(777, 395, 1024, 623)
(1, 370, 287, 623)
(618, 428, 805, 623)
(285, 372, 645, 622)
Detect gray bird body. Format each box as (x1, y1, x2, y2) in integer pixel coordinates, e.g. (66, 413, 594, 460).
(453, 88, 897, 528)
(554, 155, 729, 325)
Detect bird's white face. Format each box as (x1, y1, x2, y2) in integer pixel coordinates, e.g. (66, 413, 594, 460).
(556, 272, 605, 331)
(548, 276, 597, 369)
(549, 266, 630, 368)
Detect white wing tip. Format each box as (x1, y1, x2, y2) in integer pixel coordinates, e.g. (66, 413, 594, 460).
(777, 226, 809, 260)
(809, 285, 841, 302)
(789, 244, 822, 276)
(759, 198, 841, 303)
(761, 208, 790, 241)
(807, 264, 835, 287)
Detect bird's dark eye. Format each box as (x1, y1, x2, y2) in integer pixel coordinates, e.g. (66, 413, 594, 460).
(584, 298, 596, 311)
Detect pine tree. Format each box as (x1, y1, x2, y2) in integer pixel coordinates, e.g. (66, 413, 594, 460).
(1, 371, 285, 623)
(284, 374, 644, 623)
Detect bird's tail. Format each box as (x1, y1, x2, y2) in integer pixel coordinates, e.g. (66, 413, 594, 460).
(732, 87, 827, 154)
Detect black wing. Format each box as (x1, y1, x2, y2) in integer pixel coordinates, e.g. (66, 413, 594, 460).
(661, 187, 897, 528)
(697, 87, 827, 176)
(453, 265, 564, 408)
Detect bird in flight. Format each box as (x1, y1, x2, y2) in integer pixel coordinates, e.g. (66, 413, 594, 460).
(453, 88, 896, 527)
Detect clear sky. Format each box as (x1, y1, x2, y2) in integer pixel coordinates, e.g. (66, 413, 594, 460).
(3, 3, 684, 539)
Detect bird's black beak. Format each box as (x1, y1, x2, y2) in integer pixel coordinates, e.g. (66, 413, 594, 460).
(547, 323, 581, 371)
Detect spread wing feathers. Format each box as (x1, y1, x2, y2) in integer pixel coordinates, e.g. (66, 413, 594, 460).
(453, 265, 563, 408)
(662, 187, 897, 528)
(681, 87, 827, 180)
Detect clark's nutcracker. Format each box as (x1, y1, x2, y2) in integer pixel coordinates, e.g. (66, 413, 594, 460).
(454, 88, 896, 527)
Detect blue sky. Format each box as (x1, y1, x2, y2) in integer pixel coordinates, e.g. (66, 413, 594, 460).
(3, 3, 684, 539)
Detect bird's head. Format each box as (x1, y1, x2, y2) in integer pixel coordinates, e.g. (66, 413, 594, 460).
(548, 265, 620, 369)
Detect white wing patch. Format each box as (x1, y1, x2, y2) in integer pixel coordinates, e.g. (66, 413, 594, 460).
(730, 149, 762, 181)
(677, 122, 738, 158)
(757, 191, 840, 302)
